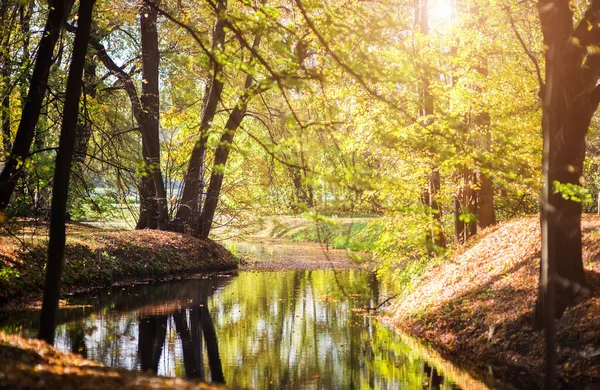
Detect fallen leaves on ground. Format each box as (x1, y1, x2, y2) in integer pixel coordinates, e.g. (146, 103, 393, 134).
(0, 221, 237, 314)
(0, 332, 228, 389)
(390, 215, 600, 387)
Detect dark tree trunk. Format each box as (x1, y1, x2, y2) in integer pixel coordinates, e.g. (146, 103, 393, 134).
(534, 1, 600, 386)
(195, 34, 261, 239)
(473, 60, 495, 229)
(477, 168, 495, 228)
(19, 1, 35, 109)
(85, 13, 167, 230)
(0, 0, 75, 211)
(0, 1, 16, 153)
(196, 104, 246, 238)
(139, 0, 168, 228)
(175, 0, 226, 229)
(535, 0, 599, 328)
(136, 175, 158, 229)
(74, 59, 96, 166)
(1, 88, 9, 153)
(37, 0, 95, 345)
(428, 169, 446, 249)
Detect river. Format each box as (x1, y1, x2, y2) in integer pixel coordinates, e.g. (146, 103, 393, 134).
(1, 269, 491, 389)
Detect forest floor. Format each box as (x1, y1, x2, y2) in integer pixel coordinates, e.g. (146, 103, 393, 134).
(0, 221, 237, 318)
(390, 215, 600, 389)
(0, 331, 228, 389)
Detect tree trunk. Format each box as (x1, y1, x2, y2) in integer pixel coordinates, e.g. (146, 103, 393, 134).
(195, 33, 262, 239)
(74, 59, 96, 166)
(0, 0, 75, 211)
(37, 0, 95, 345)
(534, 2, 600, 386)
(196, 103, 246, 239)
(473, 59, 496, 229)
(534, 0, 599, 328)
(175, 0, 226, 229)
(428, 169, 446, 249)
(1, 88, 9, 153)
(0, 1, 16, 153)
(416, 0, 446, 253)
(139, 0, 169, 228)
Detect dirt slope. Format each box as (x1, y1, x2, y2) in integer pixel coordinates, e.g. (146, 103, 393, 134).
(391, 215, 600, 388)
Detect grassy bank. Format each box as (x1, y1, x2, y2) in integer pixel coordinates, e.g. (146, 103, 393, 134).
(390, 215, 600, 388)
(0, 331, 228, 389)
(0, 221, 237, 313)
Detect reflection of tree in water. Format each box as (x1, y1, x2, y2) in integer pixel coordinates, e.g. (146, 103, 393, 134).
(11, 271, 479, 389)
(65, 322, 87, 358)
(171, 306, 225, 383)
(422, 362, 460, 390)
(138, 315, 167, 373)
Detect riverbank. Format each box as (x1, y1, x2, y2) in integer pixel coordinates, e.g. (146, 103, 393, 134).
(390, 215, 600, 388)
(0, 331, 228, 389)
(0, 221, 237, 317)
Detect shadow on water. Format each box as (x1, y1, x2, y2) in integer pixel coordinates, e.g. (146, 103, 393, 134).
(2, 270, 494, 389)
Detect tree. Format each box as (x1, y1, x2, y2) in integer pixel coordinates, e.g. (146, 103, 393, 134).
(0, 0, 75, 211)
(174, 0, 227, 230)
(137, 0, 169, 229)
(535, 0, 600, 329)
(38, 0, 96, 344)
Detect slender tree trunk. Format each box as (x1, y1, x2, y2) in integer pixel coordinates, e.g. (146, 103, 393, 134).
(74, 59, 96, 166)
(454, 168, 476, 243)
(0, 0, 75, 211)
(1, 90, 9, 153)
(175, 0, 226, 229)
(416, 0, 446, 253)
(139, 0, 168, 228)
(196, 104, 246, 238)
(473, 59, 495, 229)
(0, 1, 15, 153)
(429, 169, 446, 248)
(195, 33, 262, 239)
(37, 0, 95, 344)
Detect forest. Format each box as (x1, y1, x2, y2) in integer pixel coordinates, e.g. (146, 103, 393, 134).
(0, 0, 599, 388)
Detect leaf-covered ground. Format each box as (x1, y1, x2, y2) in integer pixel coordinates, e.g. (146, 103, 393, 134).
(0, 221, 237, 315)
(390, 215, 600, 388)
(0, 331, 228, 389)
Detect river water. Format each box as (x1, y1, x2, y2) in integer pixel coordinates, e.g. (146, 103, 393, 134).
(1, 269, 491, 389)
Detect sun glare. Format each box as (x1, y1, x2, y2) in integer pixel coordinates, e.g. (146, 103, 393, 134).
(428, 0, 455, 30)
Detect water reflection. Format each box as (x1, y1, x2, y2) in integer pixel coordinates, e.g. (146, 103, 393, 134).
(2, 270, 489, 389)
